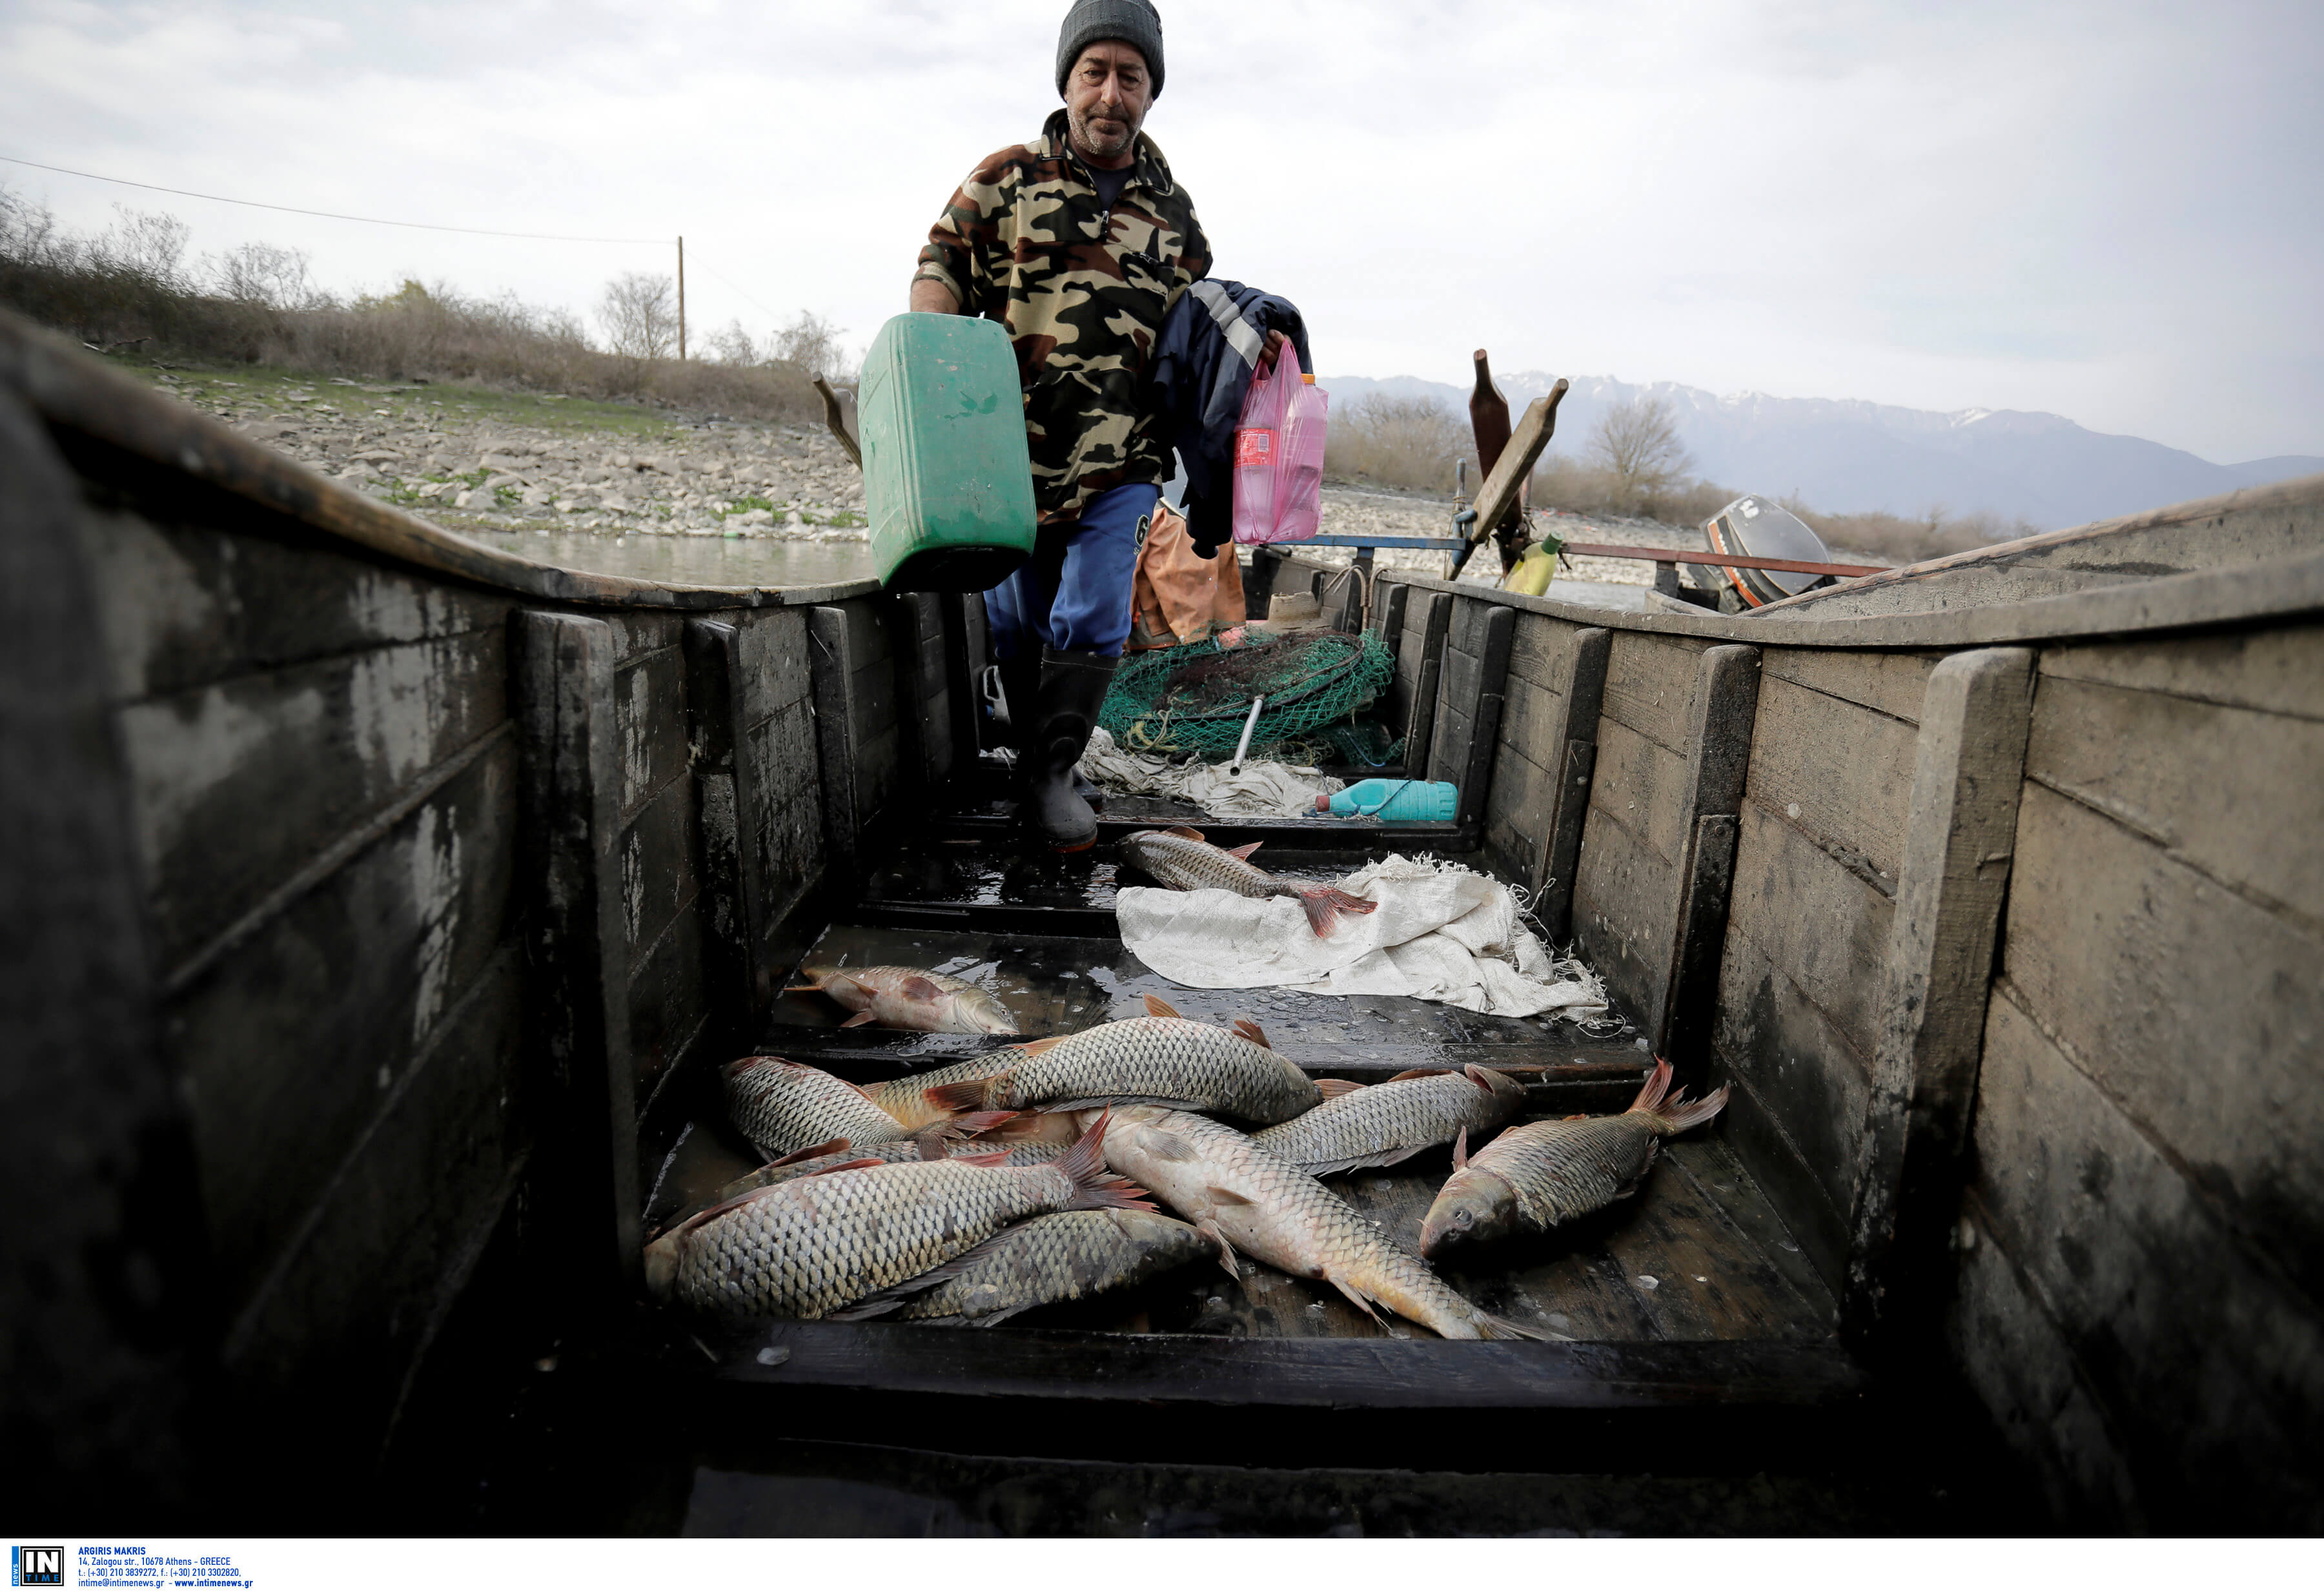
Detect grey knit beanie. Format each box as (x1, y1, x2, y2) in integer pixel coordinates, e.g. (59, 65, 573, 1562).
(1055, 0, 1164, 98)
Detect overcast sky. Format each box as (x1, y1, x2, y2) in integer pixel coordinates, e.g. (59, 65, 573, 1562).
(5, 0, 2318, 461)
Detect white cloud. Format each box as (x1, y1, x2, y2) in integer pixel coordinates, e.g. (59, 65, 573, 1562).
(3, 0, 2316, 459)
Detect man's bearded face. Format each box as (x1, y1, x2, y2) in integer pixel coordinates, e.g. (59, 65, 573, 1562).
(1065, 41, 1152, 168)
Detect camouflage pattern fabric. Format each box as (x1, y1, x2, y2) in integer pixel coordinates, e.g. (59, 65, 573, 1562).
(915, 108, 1210, 528)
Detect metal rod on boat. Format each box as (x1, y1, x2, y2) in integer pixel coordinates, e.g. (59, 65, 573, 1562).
(1230, 696, 1266, 775)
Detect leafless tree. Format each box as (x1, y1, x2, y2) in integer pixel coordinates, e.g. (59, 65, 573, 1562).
(598, 271, 678, 360)
(208, 241, 316, 310)
(1588, 395, 1693, 510)
(773, 310, 851, 382)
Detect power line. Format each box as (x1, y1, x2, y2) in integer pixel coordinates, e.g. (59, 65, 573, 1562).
(693, 260, 791, 328)
(0, 154, 666, 245)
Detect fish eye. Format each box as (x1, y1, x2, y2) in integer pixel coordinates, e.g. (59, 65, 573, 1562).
(1454, 1208, 1474, 1227)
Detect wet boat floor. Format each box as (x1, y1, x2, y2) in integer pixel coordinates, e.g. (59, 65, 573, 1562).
(645, 791, 1837, 1351)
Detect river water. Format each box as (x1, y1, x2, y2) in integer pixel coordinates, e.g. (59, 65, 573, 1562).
(458, 527, 877, 589)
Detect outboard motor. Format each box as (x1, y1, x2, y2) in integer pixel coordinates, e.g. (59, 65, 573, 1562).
(1686, 495, 1837, 612)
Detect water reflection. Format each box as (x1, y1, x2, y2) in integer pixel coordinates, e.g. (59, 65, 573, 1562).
(456, 526, 877, 589)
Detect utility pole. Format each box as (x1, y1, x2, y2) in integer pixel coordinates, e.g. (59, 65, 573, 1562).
(676, 235, 687, 362)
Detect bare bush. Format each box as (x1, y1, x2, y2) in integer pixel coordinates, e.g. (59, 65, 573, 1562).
(1324, 393, 1467, 491)
(705, 318, 760, 365)
(207, 241, 317, 311)
(1588, 395, 1693, 511)
(773, 310, 851, 382)
(598, 271, 678, 361)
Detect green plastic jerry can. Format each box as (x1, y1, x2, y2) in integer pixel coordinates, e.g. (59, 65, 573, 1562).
(858, 313, 1037, 592)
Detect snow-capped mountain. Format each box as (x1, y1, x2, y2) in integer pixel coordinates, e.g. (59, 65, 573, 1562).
(1320, 371, 2324, 531)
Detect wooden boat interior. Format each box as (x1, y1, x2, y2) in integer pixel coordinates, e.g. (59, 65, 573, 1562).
(5, 311, 2320, 1533)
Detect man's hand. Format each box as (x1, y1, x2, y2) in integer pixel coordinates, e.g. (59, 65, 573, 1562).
(1256, 329, 1287, 374)
(910, 277, 961, 314)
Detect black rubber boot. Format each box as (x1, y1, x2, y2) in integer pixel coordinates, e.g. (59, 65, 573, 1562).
(1000, 650, 1103, 810)
(1024, 647, 1119, 852)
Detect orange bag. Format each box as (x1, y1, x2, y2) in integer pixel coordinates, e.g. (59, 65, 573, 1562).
(1128, 499, 1247, 652)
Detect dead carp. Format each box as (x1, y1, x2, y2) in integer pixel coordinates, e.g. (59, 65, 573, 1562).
(708, 1130, 1065, 1205)
(862, 1054, 1026, 1134)
(868, 1209, 1208, 1325)
(1118, 826, 1378, 936)
(923, 994, 1360, 1126)
(789, 964, 1018, 1035)
(722, 1056, 915, 1159)
(1418, 1059, 1728, 1258)
(643, 1114, 1150, 1319)
(1251, 1065, 1529, 1176)
(1083, 1105, 1548, 1341)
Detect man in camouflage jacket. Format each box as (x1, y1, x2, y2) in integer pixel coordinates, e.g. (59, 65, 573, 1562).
(908, 0, 1204, 851)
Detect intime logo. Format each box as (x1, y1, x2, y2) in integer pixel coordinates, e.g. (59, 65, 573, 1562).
(11, 1547, 64, 1587)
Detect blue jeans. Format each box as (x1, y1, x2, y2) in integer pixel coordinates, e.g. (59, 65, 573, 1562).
(984, 482, 1161, 660)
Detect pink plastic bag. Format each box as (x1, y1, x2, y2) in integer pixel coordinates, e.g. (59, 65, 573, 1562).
(1230, 342, 1328, 545)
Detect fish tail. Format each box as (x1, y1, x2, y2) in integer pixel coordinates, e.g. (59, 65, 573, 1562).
(1649, 1081, 1731, 1136)
(1297, 886, 1377, 936)
(1055, 1111, 1156, 1213)
(1628, 1056, 1675, 1112)
(924, 1075, 1002, 1115)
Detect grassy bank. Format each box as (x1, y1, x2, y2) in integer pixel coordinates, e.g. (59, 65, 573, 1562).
(0, 185, 822, 423)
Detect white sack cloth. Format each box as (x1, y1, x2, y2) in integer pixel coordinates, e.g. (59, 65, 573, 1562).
(1116, 854, 1609, 1019)
(1077, 728, 1344, 819)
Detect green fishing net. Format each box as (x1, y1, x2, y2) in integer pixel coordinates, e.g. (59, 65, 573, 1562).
(1099, 629, 1398, 761)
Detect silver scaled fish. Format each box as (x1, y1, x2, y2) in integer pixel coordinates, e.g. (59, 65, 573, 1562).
(708, 1130, 1065, 1206)
(1118, 826, 1379, 936)
(922, 994, 1360, 1126)
(1419, 1059, 1728, 1259)
(643, 1114, 1150, 1319)
(877, 1209, 1209, 1325)
(789, 964, 1018, 1035)
(722, 1056, 916, 1159)
(1251, 1064, 1529, 1176)
(1083, 1105, 1547, 1341)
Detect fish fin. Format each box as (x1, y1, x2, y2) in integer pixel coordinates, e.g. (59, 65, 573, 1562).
(1327, 1276, 1387, 1325)
(1195, 1218, 1241, 1278)
(1313, 1077, 1366, 1099)
(1231, 1017, 1272, 1048)
(1225, 841, 1264, 859)
(1012, 1034, 1070, 1056)
(898, 975, 946, 1001)
(1564, 1113, 1589, 1121)
(1478, 1312, 1564, 1342)
(1463, 1064, 1505, 1094)
(1147, 1130, 1203, 1163)
(951, 1149, 1013, 1167)
(1652, 1083, 1731, 1135)
(967, 1303, 1038, 1327)
(1452, 1126, 1469, 1171)
(839, 1010, 878, 1028)
(924, 1076, 1001, 1114)
(765, 1135, 852, 1168)
(1057, 1112, 1157, 1212)
(950, 1110, 1022, 1136)
(1303, 1144, 1431, 1176)
(1385, 1068, 1451, 1082)
(796, 1157, 886, 1179)
(1205, 1185, 1256, 1207)
(1629, 1057, 1675, 1113)
(1143, 993, 1184, 1019)
(912, 1129, 953, 1161)
(1165, 825, 1207, 841)
(782, 985, 823, 995)
(825, 1229, 1026, 1320)
(1297, 886, 1378, 936)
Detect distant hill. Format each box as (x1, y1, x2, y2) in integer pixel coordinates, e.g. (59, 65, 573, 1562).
(1319, 372, 2324, 532)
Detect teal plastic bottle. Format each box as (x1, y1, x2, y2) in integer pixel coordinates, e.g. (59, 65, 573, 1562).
(858, 312, 1038, 592)
(1317, 779, 1460, 821)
